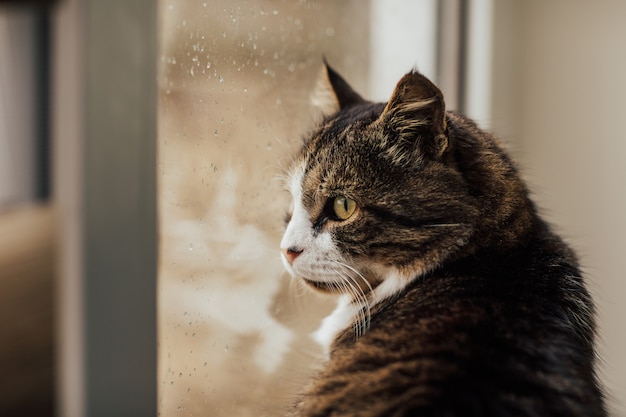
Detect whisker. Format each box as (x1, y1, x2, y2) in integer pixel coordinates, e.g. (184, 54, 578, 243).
(334, 262, 372, 339)
(337, 262, 374, 293)
(330, 265, 365, 339)
(422, 223, 464, 228)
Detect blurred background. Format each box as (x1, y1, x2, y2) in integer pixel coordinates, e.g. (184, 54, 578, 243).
(0, 0, 624, 416)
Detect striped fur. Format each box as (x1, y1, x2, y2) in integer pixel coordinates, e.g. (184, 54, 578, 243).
(281, 64, 606, 416)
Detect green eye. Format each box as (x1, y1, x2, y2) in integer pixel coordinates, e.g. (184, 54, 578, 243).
(332, 196, 357, 220)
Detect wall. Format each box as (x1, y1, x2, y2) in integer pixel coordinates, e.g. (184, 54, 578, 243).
(493, 1, 626, 414)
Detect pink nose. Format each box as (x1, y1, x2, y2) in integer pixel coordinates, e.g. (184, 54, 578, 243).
(281, 246, 303, 265)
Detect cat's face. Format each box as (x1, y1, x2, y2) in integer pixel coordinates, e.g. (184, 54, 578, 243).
(280, 65, 478, 297)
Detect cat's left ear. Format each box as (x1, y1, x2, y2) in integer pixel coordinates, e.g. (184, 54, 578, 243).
(310, 60, 365, 116)
(380, 70, 448, 159)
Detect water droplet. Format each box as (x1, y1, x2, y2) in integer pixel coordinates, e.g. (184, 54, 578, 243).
(188, 244, 194, 251)
(224, 345, 229, 352)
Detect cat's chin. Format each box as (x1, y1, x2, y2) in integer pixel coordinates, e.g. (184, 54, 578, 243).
(301, 274, 383, 297)
(301, 278, 345, 294)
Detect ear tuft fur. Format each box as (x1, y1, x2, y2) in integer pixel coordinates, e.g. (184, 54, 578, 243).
(310, 60, 365, 117)
(380, 70, 448, 159)
(310, 63, 340, 116)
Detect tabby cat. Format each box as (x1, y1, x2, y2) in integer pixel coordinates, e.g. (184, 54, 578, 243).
(280, 63, 606, 416)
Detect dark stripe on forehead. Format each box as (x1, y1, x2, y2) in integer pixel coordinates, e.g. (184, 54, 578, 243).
(294, 102, 389, 220)
(303, 102, 386, 160)
(298, 102, 387, 199)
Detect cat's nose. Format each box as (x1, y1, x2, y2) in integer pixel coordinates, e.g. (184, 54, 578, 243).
(281, 246, 303, 265)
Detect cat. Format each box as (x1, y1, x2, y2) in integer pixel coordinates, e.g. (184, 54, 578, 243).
(279, 63, 607, 417)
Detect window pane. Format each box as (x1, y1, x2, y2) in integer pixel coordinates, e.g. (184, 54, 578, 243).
(158, 1, 370, 415)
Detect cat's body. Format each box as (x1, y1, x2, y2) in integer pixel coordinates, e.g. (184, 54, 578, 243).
(280, 64, 606, 416)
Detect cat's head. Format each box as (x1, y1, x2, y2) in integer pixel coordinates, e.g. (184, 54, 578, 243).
(280, 63, 531, 298)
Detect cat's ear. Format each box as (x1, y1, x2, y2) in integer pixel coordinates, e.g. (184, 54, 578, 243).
(310, 60, 365, 116)
(380, 70, 448, 159)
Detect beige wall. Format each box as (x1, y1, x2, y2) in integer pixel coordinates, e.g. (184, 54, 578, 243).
(492, 1, 626, 414)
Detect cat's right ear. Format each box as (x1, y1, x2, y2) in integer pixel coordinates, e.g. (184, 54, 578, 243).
(379, 70, 448, 160)
(310, 60, 364, 116)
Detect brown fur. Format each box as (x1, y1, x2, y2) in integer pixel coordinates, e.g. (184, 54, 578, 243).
(284, 65, 605, 416)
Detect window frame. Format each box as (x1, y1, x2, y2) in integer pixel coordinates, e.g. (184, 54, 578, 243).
(53, 0, 157, 415)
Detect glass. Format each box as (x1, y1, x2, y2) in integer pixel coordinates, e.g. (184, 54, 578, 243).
(158, 1, 370, 415)
(157, 1, 436, 415)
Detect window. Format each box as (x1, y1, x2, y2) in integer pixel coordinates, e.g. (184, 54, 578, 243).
(157, 1, 440, 415)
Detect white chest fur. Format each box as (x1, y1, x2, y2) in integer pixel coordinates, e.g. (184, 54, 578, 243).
(312, 295, 356, 356)
(312, 273, 407, 357)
